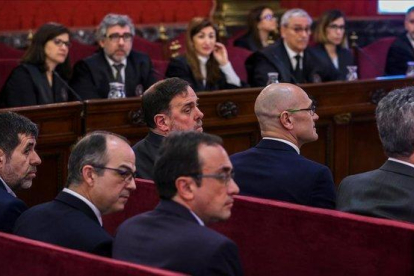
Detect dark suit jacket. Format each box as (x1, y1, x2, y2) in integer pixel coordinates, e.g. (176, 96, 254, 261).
(309, 43, 354, 80)
(0, 64, 69, 107)
(230, 139, 336, 209)
(385, 34, 414, 76)
(0, 179, 27, 233)
(234, 32, 261, 52)
(337, 160, 414, 223)
(132, 131, 164, 180)
(113, 200, 243, 276)
(165, 55, 243, 92)
(13, 191, 113, 257)
(246, 40, 340, 87)
(70, 50, 156, 99)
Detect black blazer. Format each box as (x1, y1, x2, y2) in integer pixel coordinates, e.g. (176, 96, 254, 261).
(230, 139, 336, 209)
(132, 131, 164, 180)
(246, 40, 340, 87)
(0, 180, 27, 233)
(234, 32, 261, 52)
(337, 160, 414, 223)
(70, 50, 156, 99)
(113, 200, 243, 276)
(0, 64, 69, 108)
(309, 43, 354, 80)
(385, 34, 414, 76)
(165, 55, 243, 92)
(14, 191, 113, 257)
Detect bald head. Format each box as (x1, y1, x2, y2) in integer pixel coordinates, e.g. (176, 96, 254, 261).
(254, 83, 318, 148)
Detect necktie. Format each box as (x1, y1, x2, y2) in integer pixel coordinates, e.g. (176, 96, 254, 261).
(113, 64, 124, 83)
(293, 55, 304, 83)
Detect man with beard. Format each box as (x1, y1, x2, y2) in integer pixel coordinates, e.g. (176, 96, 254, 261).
(0, 112, 41, 233)
(385, 6, 414, 76)
(246, 8, 339, 86)
(14, 131, 136, 257)
(70, 13, 156, 99)
(133, 77, 204, 180)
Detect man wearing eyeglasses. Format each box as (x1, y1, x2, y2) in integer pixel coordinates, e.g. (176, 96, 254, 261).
(385, 6, 414, 76)
(231, 83, 336, 209)
(14, 131, 136, 257)
(114, 131, 243, 276)
(246, 8, 339, 86)
(70, 13, 156, 99)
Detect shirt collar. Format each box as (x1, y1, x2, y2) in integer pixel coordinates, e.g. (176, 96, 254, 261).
(388, 157, 414, 169)
(263, 137, 300, 154)
(283, 40, 304, 59)
(189, 210, 205, 226)
(197, 55, 209, 65)
(63, 188, 103, 226)
(0, 176, 16, 197)
(406, 33, 414, 49)
(104, 54, 127, 68)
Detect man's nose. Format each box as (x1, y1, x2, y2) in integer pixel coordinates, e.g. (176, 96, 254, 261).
(31, 151, 41, 165)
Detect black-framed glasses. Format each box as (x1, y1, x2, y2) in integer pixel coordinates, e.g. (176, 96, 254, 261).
(277, 104, 316, 117)
(93, 166, 134, 182)
(53, 38, 71, 47)
(107, 33, 133, 42)
(261, 14, 276, 21)
(327, 24, 345, 31)
(189, 171, 235, 186)
(287, 26, 311, 34)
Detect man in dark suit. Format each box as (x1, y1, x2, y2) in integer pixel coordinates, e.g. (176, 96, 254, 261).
(114, 132, 243, 276)
(231, 83, 336, 209)
(133, 77, 204, 180)
(246, 8, 338, 87)
(385, 6, 414, 76)
(14, 131, 136, 257)
(337, 87, 414, 223)
(70, 14, 156, 99)
(0, 112, 41, 233)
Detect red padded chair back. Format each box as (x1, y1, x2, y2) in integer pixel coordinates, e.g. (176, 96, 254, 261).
(0, 58, 20, 91)
(0, 43, 24, 59)
(152, 59, 169, 80)
(227, 46, 252, 83)
(69, 40, 98, 66)
(357, 37, 396, 79)
(133, 36, 164, 60)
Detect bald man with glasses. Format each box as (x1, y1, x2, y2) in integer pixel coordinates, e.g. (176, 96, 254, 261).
(231, 83, 336, 209)
(246, 8, 340, 86)
(71, 13, 156, 99)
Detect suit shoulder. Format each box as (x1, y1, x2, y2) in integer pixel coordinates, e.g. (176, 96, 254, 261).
(129, 50, 152, 63)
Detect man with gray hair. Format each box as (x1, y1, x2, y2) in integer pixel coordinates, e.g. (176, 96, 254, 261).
(14, 131, 136, 257)
(246, 8, 338, 86)
(385, 6, 414, 75)
(71, 13, 156, 99)
(0, 112, 41, 233)
(337, 87, 414, 223)
(231, 83, 336, 209)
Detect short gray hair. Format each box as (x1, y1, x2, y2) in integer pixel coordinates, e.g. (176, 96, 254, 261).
(96, 13, 135, 41)
(376, 87, 414, 158)
(280, 8, 312, 27)
(406, 6, 414, 20)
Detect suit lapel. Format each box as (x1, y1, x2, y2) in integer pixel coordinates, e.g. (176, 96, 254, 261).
(401, 35, 414, 59)
(55, 191, 101, 225)
(267, 43, 294, 83)
(124, 56, 137, 97)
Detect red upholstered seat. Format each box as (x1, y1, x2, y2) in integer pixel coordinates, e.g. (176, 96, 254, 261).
(0, 59, 20, 91)
(133, 36, 164, 61)
(357, 37, 396, 79)
(0, 43, 24, 59)
(0, 232, 182, 276)
(69, 40, 98, 66)
(152, 59, 169, 80)
(227, 46, 252, 83)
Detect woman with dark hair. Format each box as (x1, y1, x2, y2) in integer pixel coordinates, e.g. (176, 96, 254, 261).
(234, 6, 278, 52)
(311, 10, 354, 80)
(165, 17, 242, 92)
(1, 22, 72, 107)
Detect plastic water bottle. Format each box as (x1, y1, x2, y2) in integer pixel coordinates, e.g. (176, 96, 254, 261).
(267, 72, 279, 85)
(346, 66, 358, 81)
(406, 61, 414, 77)
(108, 82, 126, 99)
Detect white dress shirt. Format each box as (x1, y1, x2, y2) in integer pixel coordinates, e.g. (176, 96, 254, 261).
(0, 176, 16, 197)
(105, 55, 127, 82)
(283, 41, 304, 70)
(63, 188, 103, 226)
(197, 55, 241, 87)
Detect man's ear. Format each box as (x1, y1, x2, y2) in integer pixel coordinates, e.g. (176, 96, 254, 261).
(175, 176, 195, 201)
(82, 165, 96, 187)
(280, 26, 287, 39)
(154, 114, 170, 133)
(0, 149, 5, 168)
(279, 112, 294, 130)
(98, 39, 105, 48)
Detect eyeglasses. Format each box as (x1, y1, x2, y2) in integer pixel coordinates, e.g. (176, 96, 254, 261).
(327, 24, 345, 31)
(261, 14, 276, 21)
(277, 104, 316, 117)
(53, 38, 71, 47)
(93, 166, 135, 182)
(189, 171, 235, 186)
(287, 26, 311, 34)
(106, 33, 133, 42)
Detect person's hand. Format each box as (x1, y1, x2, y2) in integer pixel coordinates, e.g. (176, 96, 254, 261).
(213, 42, 229, 66)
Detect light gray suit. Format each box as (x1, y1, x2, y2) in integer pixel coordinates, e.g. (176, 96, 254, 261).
(337, 160, 414, 223)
